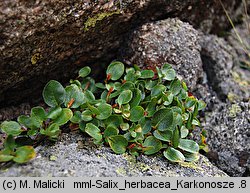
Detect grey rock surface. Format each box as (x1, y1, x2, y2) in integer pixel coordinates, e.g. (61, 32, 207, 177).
(123, 18, 203, 91)
(0, 132, 227, 177)
(205, 102, 250, 176)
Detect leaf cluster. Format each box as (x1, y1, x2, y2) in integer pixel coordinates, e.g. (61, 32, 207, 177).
(0, 62, 207, 163)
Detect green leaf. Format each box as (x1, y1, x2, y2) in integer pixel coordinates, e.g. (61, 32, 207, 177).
(180, 126, 189, 138)
(47, 106, 62, 119)
(96, 103, 112, 120)
(42, 80, 66, 107)
(140, 70, 155, 79)
(40, 123, 60, 140)
(151, 85, 166, 98)
(78, 66, 91, 78)
(104, 115, 123, 128)
(184, 152, 199, 162)
(163, 91, 174, 106)
(0, 121, 22, 136)
(120, 123, 130, 131)
(117, 90, 133, 106)
(64, 84, 85, 108)
(178, 139, 199, 153)
(106, 61, 125, 81)
(139, 118, 152, 134)
(70, 111, 82, 123)
(163, 68, 176, 81)
(84, 90, 96, 104)
(31, 106, 46, 123)
(172, 127, 180, 148)
(170, 79, 182, 96)
(163, 147, 185, 162)
(152, 108, 173, 131)
(104, 125, 119, 139)
(129, 89, 142, 108)
(143, 136, 162, 155)
(153, 130, 172, 142)
(54, 108, 73, 126)
(185, 97, 196, 108)
(130, 106, 144, 122)
(125, 68, 138, 82)
(85, 123, 102, 141)
(0, 152, 14, 162)
(198, 100, 206, 110)
(4, 135, 16, 152)
(95, 83, 106, 89)
(13, 146, 36, 163)
(108, 135, 128, 154)
(18, 115, 40, 129)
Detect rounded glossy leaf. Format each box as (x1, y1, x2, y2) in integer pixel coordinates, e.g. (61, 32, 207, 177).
(85, 123, 102, 141)
(163, 147, 185, 163)
(78, 66, 91, 78)
(185, 97, 196, 108)
(0, 121, 22, 136)
(153, 130, 172, 142)
(104, 115, 123, 128)
(31, 106, 46, 123)
(54, 108, 73, 126)
(117, 90, 133, 106)
(130, 106, 144, 122)
(70, 111, 82, 123)
(120, 123, 129, 131)
(140, 70, 154, 79)
(0, 153, 14, 162)
(180, 126, 189, 138)
(151, 85, 166, 98)
(104, 126, 119, 138)
(106, 61, 124, 81)
(163, 91, 174, 106)
(139, 118, 152, 134)
(152, 108, 173, 131)
(170, 79, 182, 96)
(42, 80, 66, 107)
(18, 115, 40, 129)
(198, 100, 206, 110)
(129, 89, 142, 108)
(47, 106, 62, 119)
(184, 152, 199, 162)
(96, 83, 106, 89)
(108, 135, 128, 154)
(163, 68, 176, 81)
(13, 146, 36, 163)
(84, 90, 96, 104)
(96, 103, 112, 120)
(143, 136, 162, 155)
(40, 123, 60, 140)
(178, 139, 199, 153)
(65, 84, 85, 108)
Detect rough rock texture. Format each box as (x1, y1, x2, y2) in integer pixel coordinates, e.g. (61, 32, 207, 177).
(200, 34, 250, 102)
(0, 0, 243, 107)
(122, 18, 203, 90)
(205, 102, 250, 176)
(0, 132, 227, 177)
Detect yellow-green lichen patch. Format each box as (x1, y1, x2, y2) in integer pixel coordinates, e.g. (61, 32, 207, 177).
(116, 167, 127, 176)
(31, 53, 42, 65)
(227, 92, 239, 103)
(179, 161, 204, 172)
(84, 10, 121, 31)
(228, 104, 242, 117)
(122, 153, 151, 174)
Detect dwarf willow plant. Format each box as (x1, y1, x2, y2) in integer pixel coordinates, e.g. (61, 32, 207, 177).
(0, 61, 207, 164)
